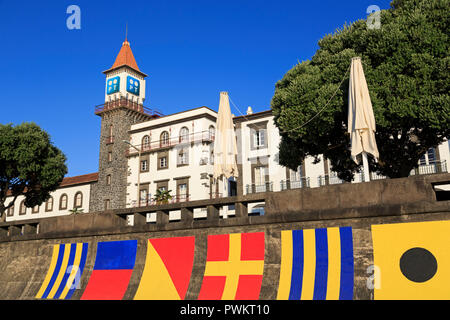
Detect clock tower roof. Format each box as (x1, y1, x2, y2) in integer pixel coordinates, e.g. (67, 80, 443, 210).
(103, 39, 147, 77)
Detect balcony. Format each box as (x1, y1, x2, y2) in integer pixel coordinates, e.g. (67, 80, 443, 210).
(134, 194, 191, 208)
(94, 97, 163, 118)
(126, 130, 215, 156)
(318, 160, 448, 186)
(246, 182, 273, 194)
(280, 178, 310, 191)
(410, 160, 447, 176)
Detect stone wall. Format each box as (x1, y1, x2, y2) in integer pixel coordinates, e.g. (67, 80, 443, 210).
(0, 173, 449, 300)
(90, 106, 152, 212)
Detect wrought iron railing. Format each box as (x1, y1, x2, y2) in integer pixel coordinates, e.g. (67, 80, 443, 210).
(318, 174, 345, 187)
(126, 130, 215, 155)
(410, 161, 447, 176)
(317, 161, 448, 186)
(136, 194, 191, 207)
(246, 182, 273, 194)
(94, 97, 163, 118)
(280, 178, 310, 191)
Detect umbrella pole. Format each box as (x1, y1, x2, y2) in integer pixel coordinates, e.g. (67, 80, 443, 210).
(362, 151, 371, 182)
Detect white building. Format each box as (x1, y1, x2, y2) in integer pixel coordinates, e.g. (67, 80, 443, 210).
(5, 173, 97, 222)
(4, 38, 449, 222)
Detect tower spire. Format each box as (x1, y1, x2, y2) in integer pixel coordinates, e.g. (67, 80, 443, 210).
(125, 22, 128, 42)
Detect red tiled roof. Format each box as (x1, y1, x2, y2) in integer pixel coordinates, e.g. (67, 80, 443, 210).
(5, 172, 98, 197)
(109, 40, 140, 71)
(59, 172, 98, 187)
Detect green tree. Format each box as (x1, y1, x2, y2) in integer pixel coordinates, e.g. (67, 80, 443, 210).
(272, 0, 450, 180)
(0, 123, 67, 217)
(69, 208, 84, 214)
(153, 189, 173, 204)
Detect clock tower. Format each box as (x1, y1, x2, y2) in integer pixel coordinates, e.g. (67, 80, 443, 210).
(103, 38, 147, 105)
(90, 38, 161, 212)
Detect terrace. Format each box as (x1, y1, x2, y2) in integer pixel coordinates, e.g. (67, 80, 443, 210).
(94, 97, 163, 118)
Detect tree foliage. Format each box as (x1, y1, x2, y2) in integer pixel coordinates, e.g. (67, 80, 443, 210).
(271, 0, 450, 180)
(153, 189, 173, 204)
(0, 123, 67, 217)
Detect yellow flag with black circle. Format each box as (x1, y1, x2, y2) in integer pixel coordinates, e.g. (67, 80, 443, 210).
(371, 220, 450, 300)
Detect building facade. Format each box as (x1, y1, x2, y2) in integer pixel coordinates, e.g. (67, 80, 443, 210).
(4, 39, 450, 222)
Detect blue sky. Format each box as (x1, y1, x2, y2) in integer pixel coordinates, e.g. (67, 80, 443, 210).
(0, 0, 392, 177)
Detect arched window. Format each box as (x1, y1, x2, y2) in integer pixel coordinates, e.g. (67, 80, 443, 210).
(209, 125, 215, 140)
(19, 200, 27, 215)
(107, 124, 114, 144)
(160, 131, 169, 147)
(142, 135, 150, 150)
(59, 194, 68, 210)
(74, 192, 83, 208)
(6, 204, 14, 217)
(45, 197, 54, 212)
(179, 127, 189, 143)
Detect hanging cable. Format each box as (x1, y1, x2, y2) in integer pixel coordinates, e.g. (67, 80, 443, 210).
(280, 65, 350, 134)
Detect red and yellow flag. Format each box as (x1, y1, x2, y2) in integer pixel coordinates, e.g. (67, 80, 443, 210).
(198, 232, 265, 300)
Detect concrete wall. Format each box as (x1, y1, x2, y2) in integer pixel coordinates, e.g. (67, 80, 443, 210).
(0, 173, 449, 300)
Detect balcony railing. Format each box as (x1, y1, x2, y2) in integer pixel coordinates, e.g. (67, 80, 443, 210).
(318, 161, 448, 186)
(210, 192, 223, 199)
(246, 182, 273, 194)
(280, 178, 310, 191)
(94, 97, 163, 118)
(135, 194, 191, 207)
(410, 161, 447, 176)
(318, 174, 346, 187)
(126, 130, 215, 156)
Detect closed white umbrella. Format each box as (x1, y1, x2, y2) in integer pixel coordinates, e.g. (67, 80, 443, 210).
(348, 57, 379, 181)
(213, 92, 239, 180)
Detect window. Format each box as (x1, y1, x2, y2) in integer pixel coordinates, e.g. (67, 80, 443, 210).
(160, 131, 169, 147)
(32, 205, 39, 214)
(74, 192, 83, 208)
(6, 204, 14, 217)
(178, 149, 189, 166)
(179, 127, 189, 143)
(290, 165, 303, 181)
(253, 130, 266, 148)
(142, 135, 150, 150)
(210, 151, 214, 165)
(420, 148, 437, 165)
(209, 126, 215, 140)
(106, 174, 111, 185)
(178, 183, 187, 201)
(108, 151, 113, 162)
(254, 166, 268, 186)
(139, 189, 148, 205)
(45, 197, 54, 212)
(60, 194, 68, 210)
(159, 157, 167, 168)
(249, 122, 268, 150)
(140, 159, 148, 172)
(104, 199, 111, 210)
(107, 125, 114, 144)
(19, 200, 26, 215)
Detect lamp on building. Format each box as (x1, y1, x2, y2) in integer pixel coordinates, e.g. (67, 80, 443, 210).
(123, 140, 141, 207)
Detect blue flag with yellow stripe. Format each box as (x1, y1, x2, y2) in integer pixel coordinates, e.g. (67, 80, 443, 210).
(277, 227, 354, 300)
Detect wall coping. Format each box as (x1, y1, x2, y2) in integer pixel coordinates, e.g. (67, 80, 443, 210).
(1, 173, 449, 242)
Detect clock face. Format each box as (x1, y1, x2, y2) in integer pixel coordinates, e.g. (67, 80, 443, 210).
(106, 76, 120, 95)
(126, 76, 140, 96)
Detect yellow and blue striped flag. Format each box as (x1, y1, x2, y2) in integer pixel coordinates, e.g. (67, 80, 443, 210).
(277, 227, 354, 300)
(35, 242, 88, 300)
